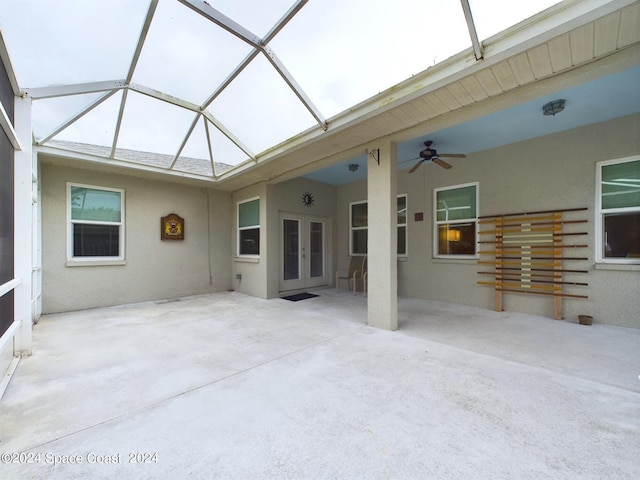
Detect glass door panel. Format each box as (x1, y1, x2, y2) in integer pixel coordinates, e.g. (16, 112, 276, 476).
(283, 219, 300, 281)
(280, 214, 330, 292)
(309, 221, 324, 278)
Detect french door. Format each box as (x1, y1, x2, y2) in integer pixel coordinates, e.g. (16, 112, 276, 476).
(279, 213, 330, 292)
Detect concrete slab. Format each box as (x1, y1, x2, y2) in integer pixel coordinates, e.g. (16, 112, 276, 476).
(1, 290, 638, 479)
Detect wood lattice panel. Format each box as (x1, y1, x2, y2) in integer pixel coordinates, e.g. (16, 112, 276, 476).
(477, 207, 589, 320)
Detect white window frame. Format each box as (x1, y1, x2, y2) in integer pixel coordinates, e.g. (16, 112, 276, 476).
(237, 196, 260, 257)
(595, 155, 640, 265)
(433, 182, 479, 259)
(349, 200, 368, 256)
(67, 183, 125, 264)
(349, 195, 408, 256)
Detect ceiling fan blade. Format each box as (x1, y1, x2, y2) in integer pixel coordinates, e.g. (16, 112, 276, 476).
(432, 157, 452, 169)
(399, 156, 421, 165)
(437, 153, 466, 158)
(408, 159, 426, 173)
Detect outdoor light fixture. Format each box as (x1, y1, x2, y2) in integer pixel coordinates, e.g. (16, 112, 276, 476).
(348, 163, 359, 172)
(542, 99, 566, 116)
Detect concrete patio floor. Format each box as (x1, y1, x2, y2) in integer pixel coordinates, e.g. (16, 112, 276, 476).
(1, 289, 639, 480)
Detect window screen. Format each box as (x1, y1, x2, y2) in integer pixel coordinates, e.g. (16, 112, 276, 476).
(0, 100, 14, 337)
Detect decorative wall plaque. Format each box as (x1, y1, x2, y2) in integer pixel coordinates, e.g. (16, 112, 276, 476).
(161, 213, 184, 240)
(302, 191, 314, 207)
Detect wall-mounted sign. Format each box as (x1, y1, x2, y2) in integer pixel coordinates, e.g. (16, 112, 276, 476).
(161, 213, 184, 240)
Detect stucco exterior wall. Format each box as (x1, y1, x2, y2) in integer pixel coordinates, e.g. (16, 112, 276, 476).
(39, 114, 639, 326)
(267, 178, 338, 298)
(337, 114, 640, 327)
(41, 163, 232, 313)
(232, 178, 337, 299)
(335, 181, 367, 276)
(231, 183, 268, 299)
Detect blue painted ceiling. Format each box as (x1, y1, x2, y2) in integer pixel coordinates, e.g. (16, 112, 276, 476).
(305, 65, 640, 186)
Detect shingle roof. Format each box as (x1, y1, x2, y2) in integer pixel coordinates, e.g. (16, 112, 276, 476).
(47, 140, 234, 176)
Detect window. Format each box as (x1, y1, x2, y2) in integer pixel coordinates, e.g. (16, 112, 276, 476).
(596, 157, 640, 264)
(238, 198, 260, 256)
(434, 183, 478, 258)
(397, 194, 407, 256)
(68, 184, 124, 261)
(349, 195, 407, 256)
(350, 201, 368, 255)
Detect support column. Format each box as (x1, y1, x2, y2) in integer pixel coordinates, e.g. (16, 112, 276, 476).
(366, 140, 397, 330)
(14, 95, 33, 356)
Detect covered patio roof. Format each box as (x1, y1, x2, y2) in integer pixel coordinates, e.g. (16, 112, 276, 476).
(1, 0, 639, 190)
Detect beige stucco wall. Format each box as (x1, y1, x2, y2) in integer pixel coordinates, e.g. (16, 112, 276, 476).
(231, 183, 268, 298)
(41, 163, 232, 313)
(337, 114, 640, 328)
(39, 113, 639, 326)
(336, 180, 367, 275)
(232, 178, 337, 299)
(267, 177, 338, 298)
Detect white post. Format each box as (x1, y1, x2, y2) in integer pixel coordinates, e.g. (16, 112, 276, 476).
(13, 95, 33, 356)
(32, 144, 42, 321)
(366, 140, 398, 331)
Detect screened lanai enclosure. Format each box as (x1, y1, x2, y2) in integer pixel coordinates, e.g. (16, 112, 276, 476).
(1, 0, 639, 371)
(1, 0, 568, 180)
(1, 3, 639, 478)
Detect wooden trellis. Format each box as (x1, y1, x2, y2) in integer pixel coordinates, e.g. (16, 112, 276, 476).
(477, 207, 589, 320)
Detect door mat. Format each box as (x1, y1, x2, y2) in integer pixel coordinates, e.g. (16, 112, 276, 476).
(281, 292, 320, 302)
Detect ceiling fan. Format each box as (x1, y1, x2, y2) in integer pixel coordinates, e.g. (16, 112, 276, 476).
(408, 141, 466, 173)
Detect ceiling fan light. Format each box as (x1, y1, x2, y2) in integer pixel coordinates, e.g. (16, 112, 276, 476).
(542, 99, 565, 116)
